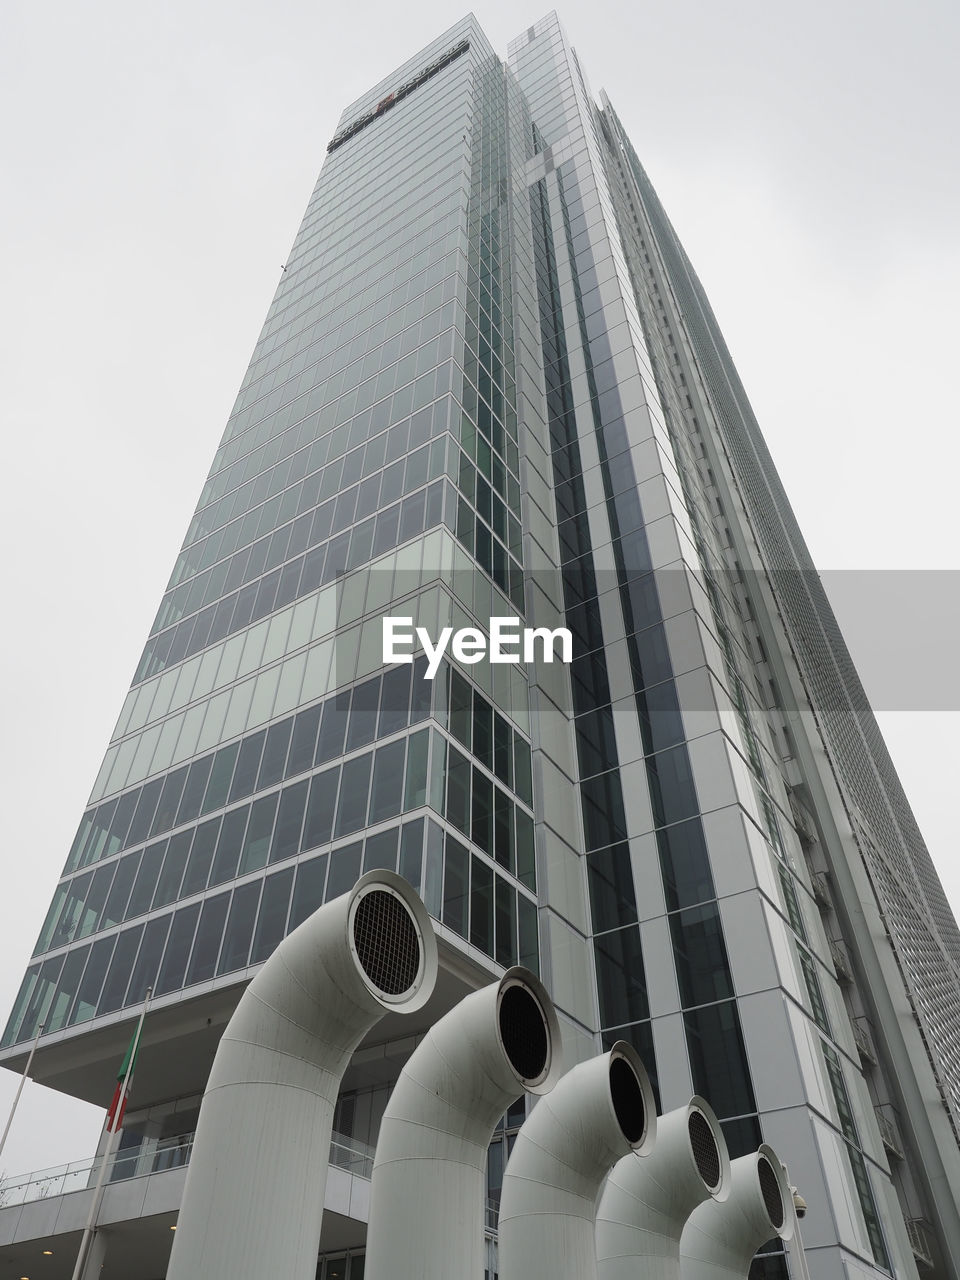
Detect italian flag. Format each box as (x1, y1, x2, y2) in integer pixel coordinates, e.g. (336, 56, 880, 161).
(105, 1030, 140, 1133)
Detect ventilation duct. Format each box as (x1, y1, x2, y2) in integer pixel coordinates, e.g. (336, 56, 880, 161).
(497, 1042, 655, 1280)
(166, 871, 437, 1280)
(364, 967, 561, 1280)
(679, 1144, 796, 1280)
(596, 1097, 730, 1280)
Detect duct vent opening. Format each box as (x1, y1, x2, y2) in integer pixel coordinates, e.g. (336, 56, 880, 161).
(499, 983, 549, 1083)
(758, 1155, 785, 1229)
(609, 1055, 646, 1144)
(688, 1109, 721, 1189)
(353, 889, 421, 995)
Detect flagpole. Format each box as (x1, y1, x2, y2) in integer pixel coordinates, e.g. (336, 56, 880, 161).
(70, 989, 152, 1280)
(0, 1019, 45, 1163)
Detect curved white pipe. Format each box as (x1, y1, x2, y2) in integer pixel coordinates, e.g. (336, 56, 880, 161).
(497, 1041, 656, 1280)
(166, 870, 437, 1280)
(680, 1143, 796, 1280)
(596, 1097, 730, 1280)
(364, 966, 562, 1280)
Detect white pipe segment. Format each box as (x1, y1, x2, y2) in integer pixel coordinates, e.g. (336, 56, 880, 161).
(679, 1144, 796, 1280)
(364, 966, 562, 1280)
(497, 1041, 656, 1280)
(166, 870, 437, 1280)
(596, 1097, 730, 1280)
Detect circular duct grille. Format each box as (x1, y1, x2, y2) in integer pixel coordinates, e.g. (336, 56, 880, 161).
(609, 1055, 646, 1144)
(352, 889, 421, 995)
(499, 984, 549, 1082)
(688, 1110, 722, 1189)
(758, 1155, 785, 1229)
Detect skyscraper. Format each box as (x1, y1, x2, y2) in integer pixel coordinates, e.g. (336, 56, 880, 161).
(2, 11, 958, 1280)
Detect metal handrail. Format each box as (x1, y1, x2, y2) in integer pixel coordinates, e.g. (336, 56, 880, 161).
(873, 1105, 903, 1157)
(906, 1217, 935, 1268)
(0, 1130, 375, 1209)
(851, 1017, 877, 1064)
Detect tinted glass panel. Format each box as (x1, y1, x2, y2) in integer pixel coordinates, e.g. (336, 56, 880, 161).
(446, 746, 470, 834)
(684, 1001, 757, 1120)
(335, 756, 372, 837)
(470, 856, 493, 953)
(495, 876, 516, 967)
(181, 818, 220, 897)
(671, 903, 733, 1008)
(69, 937, 115, 1025)
(218, 882, 262, 975)
(46, 946, 91, 1033)
(229, 731, 267, 804)
(127, 916, 172, 1004)
(657, 820, 714, 912)
(76, 864, 115, 939)
(185, 894, 230, 986)
(201, 743, 240, 814)
(127, 841, 167, 919)
(363, 829, 399, 873)
(369, 741, 405, 824)
(303, 768, 339, 850)
(209, 807, 250, 887)
(126, 780, 163, 847)
(647, 746, 699, 828)
(399, 819, 423, 893)
(150, 767, 189, 838)
(517, 894, 538, 973)
(594, 926, 648, 1026)
(176, 755, 214, 825)
(289, 855, 328, 930)
(258, 719, 293, 790)
(240, 794, 279, 875)
(98, 927, 145, 1015)
(155, 903, 201, 996)
(443, 836, 469, 938)
(316, 692, 350, 763)
(515, 810, 535, 890)
(101, 853, 141, 929)
(587, 844, 638, 932)
(378, 665, 412, 737)
(251, 868, 294, 964)
(153, 832, 192, 908)
(327, 842, 363, 899)
(288, 704, 322, 776)
(345, 679, 381, 751)
(271, 779, 308, 864)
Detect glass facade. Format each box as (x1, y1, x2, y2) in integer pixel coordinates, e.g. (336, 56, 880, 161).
(4, 12, 960, 1280)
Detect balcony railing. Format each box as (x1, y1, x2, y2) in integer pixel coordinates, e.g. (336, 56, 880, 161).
(852, 1017, 877, 1066)
(906, 1217, 935, 1269)
(810, 870, 831, 909)
(830, 939, 853, 983)
(874, 1105, 904, 1159)
(0, 1130, 374, 1210)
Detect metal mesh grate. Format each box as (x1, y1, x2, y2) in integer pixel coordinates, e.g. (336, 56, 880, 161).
(352, 889, 420, 996)
(609, 1055, 645, 1143)
(688, 1110, 721, 1189)
(758, 1156, 785, 1229)
(499, 984, 549, 1082)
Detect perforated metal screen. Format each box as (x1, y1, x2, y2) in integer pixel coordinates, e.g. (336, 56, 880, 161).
(758, 1155, 785, 1229)
(353, 889, 420, 995)
(499, 984, 548, 1082)
(688, 1110, 721, 1189)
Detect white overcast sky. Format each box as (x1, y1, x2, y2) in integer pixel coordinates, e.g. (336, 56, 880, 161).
(1, 0, 957, 1177)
